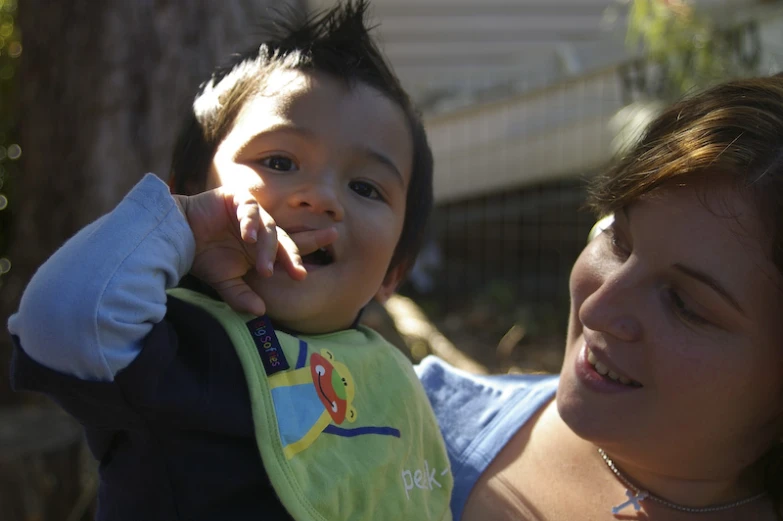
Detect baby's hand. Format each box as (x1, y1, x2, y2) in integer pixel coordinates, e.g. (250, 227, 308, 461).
(173, 188, 337, 316)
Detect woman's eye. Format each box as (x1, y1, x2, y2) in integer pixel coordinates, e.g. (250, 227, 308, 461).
(667, 288, 710, 326)
(349, 180, 383, 201)
(605, 227, 630, 259)
(260, 155, 297, 172)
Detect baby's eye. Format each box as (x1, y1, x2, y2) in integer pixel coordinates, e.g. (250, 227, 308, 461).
(349, 180, 383, 201)
(260, 155, 297, 172)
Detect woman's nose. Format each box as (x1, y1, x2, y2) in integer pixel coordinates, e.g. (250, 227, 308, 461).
(578, 267, 643, 343)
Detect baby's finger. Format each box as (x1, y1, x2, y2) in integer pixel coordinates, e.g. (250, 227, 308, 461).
(232, 192, 278, 277)
(235, 196, 261, 243)
(214, 279, 267, 316)
(275, 230, 306, 281)
(276, 227, 339, 280)
(253, 213, 279, 277)
(291, 227, 339, 256)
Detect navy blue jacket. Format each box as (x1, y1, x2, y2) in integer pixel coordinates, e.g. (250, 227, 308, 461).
(12, 294, 293, 521)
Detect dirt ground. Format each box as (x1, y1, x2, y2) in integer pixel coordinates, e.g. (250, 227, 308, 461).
(432, 307, 565, 375)
(363, 296, 567, 376)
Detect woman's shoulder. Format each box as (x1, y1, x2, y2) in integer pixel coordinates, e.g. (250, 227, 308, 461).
(416, 356, 559, 517)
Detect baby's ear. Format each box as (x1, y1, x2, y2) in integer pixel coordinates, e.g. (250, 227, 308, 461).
(374, 265, 404, 304)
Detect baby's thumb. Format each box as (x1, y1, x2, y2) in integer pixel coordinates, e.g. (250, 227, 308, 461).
(215, 280, 267, 317)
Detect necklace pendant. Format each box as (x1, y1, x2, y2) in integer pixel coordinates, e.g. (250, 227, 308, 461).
(612, 489, 649, 515)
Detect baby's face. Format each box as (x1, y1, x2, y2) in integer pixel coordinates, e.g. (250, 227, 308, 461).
(207, 69, 413, 333)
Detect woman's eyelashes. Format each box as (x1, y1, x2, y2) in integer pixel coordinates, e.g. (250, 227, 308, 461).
(665, 287, 711, 326)
(605, 226, 630, 259)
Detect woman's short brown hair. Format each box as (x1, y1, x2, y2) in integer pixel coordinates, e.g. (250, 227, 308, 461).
(588, 74, 783, 274)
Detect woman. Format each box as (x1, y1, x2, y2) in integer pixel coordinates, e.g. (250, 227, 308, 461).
(417, 75, 783, 520)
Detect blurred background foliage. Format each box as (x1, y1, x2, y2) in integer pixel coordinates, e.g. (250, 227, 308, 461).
(0, 0, 19, 286)
(627, 0, 761, 99)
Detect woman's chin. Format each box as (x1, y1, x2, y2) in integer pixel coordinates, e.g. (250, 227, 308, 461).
(555, 378, 600, 439)
(555, 357, 628, 445)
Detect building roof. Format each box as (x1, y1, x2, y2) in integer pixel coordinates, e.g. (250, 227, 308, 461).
(309, 0, 765, 114)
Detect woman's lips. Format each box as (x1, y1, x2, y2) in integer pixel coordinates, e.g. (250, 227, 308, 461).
(585, 348, 640, 387)
(574, 344, 643, 393)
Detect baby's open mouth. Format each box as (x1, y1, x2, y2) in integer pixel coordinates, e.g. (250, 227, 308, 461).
(301, 247, 334, 266)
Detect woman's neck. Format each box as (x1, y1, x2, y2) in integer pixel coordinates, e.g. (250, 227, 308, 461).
(536, 401, 775, 520)
(594, 443, 767, 511)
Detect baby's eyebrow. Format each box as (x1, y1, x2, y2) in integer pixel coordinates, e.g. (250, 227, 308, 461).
(233, 124, 314, 158)
(355, 145, 405, 187)
(247, 123, 316, 143)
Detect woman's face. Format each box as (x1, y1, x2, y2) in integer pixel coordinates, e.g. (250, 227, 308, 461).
(558, 182, 783, 475)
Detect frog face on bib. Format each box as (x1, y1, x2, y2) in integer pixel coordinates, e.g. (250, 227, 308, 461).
(310, 349, 356, 424)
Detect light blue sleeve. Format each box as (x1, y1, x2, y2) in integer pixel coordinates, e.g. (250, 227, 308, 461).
(7, 173, 195, 382)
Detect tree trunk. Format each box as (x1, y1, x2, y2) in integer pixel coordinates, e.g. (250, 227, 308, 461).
(1, 1, 302, 519)
(0, 408, 83, 521)
(3, 0, 303, 402)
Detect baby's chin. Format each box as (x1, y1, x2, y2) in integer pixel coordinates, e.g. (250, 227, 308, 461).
(264, 308, 358, 336)
(242, 273, 366, 334)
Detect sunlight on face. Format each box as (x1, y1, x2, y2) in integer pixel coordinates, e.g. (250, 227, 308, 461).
(558, 181, 783, 476)
(208, 70, 413, 334)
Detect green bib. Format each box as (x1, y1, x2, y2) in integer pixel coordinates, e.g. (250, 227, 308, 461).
(169, 288, 453, 521)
